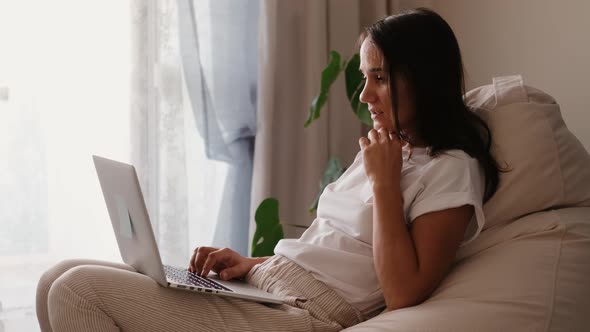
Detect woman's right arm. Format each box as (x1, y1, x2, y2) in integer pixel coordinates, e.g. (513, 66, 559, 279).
(188, 246, 271, 280)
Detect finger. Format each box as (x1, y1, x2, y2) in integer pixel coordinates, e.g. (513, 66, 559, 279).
(212, 262, 227, 274)
(194, 246, 214, 275)
(378, 128, 389, 142)
(201, 248, 230, 277)
(358, 137, 369, 149)
(368, 129, 379, 144)
(200, 252, 218, 277)
(191, 246, 207, 273)
(188, 248, 198, 272)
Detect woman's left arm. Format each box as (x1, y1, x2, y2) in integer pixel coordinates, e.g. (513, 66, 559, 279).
(360, 128, 473, 311)
(372, 184, 473, 311)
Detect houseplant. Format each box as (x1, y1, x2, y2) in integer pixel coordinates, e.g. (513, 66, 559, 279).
(251, 51, 372, 257)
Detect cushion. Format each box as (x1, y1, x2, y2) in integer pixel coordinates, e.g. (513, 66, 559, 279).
(464, 75, 590, 231)
(346, 76, 590, 331)
(344, 206, 590, 332)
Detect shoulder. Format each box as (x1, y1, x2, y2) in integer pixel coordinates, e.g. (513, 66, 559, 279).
(426, 149, 478, 170)
(406, 149, 486, 240)
(415, 149, 484, 196)
(417, 149, 480, 179)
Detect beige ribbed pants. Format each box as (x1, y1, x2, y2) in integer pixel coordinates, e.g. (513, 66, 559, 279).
(36, 255, 363, 332)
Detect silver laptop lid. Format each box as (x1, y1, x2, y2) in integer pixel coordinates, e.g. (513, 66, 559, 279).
(93, 155, 168, 286)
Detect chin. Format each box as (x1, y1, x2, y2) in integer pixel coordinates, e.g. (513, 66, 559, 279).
(373, 121, 394, 133)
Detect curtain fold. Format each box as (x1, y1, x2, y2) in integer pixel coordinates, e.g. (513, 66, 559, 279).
(177, 0, 259, 256)
(131, 0, 192, 267)
(176, 0, 231, 162)
(250, 0, 396, 249)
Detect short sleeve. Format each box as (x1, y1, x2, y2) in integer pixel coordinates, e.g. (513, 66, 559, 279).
(408, 150, 486, 246)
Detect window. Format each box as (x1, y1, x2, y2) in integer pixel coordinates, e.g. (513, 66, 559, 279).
(0, 1, 241, 329)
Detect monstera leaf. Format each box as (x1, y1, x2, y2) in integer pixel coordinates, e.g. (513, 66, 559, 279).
(251, 50, 372, 256)
(344, 53, 372, 126)
(251, 198, 284, 257)
(305, 51, 344, 127)
(305, 51, 373, 128)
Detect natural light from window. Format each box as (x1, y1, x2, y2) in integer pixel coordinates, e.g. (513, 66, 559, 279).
(0, 1, 129, 330)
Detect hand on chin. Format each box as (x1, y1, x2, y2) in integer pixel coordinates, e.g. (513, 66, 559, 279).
(373, 122, 395, 135)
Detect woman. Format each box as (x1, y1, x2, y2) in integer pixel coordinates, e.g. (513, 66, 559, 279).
(37, 7, 500, 332)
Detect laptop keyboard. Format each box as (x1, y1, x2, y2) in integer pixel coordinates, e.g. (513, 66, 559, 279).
(163, 265, 233, 292)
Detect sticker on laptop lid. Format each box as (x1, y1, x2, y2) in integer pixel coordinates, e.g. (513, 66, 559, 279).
(115, 194, 134, 239)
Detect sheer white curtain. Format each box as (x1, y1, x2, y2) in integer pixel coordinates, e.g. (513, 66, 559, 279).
(130, 0, 229, 268)
(0, 0, 226, 330)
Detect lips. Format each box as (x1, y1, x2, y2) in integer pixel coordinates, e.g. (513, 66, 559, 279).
(370, 110, 384, 119)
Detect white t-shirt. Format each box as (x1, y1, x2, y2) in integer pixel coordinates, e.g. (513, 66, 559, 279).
(273, 145, 486, 316)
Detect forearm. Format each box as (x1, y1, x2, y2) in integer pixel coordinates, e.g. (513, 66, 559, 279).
(372, 184, 423, 310)
(250, 256, 272, 264)
(236, 256, 270, 279)
(249, 256, 272, 265)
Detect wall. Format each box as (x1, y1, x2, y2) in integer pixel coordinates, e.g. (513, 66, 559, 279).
(430, 0, 590, 151)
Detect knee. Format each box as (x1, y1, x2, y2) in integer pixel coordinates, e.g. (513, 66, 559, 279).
(37, 260, 92, 332)
(47, 265, 100, 312)
(46, 266, 107, 329)
(48, 265, 97, 297)
(37, 260, 87, 306)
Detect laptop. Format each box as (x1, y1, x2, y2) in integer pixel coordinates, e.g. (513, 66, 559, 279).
(92, 155, 283, 304)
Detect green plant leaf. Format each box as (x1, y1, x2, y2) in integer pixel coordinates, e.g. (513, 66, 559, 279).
(252, 198, 284, 257)
(344, 53, 373, 127)
(308, 157, 347, 214)
(344, 53, 361, 101)
(304, 51, 344, 128)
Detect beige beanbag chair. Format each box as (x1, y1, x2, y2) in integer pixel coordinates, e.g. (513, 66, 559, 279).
(345, 75, 590, 331)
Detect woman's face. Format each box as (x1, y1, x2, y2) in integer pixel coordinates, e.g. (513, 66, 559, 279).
(359, 38, 415, 134)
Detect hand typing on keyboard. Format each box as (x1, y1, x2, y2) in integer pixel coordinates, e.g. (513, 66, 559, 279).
(188, 246, 269, 281)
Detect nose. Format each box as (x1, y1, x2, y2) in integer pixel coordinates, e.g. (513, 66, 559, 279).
(359, 80, 374, 104)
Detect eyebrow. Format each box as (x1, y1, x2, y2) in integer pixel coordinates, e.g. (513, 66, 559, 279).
(359, 67, 384, 73)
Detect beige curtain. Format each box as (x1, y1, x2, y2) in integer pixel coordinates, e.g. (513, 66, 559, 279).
(249, 0, 407, 247)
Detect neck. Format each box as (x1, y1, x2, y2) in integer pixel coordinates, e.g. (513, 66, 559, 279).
(401, 127, 427, 148)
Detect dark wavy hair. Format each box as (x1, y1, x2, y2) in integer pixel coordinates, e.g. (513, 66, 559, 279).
(359, 7, 501, 203)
